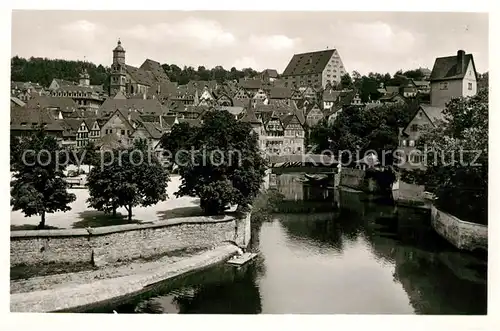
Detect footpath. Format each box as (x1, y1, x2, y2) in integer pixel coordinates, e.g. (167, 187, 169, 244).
(11, 244, 239, 312)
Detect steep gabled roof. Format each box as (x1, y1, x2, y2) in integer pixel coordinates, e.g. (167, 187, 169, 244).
(26, 95, 78, 112)
(269, 87, 293, 99)
(430, 51, 477, 82)
(282, 49, 335, 76)
(139, 59, 170, 84)
(240, 107, 262, 124)
(125, 64, 156, 86)
(420, 105, 446, 124)
(262, 69, 279, 78)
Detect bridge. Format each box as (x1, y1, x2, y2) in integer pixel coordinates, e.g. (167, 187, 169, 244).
(266, 154, 339, 168)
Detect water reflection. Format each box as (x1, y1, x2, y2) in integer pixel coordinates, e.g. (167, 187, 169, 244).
(100, 173, 486, 315)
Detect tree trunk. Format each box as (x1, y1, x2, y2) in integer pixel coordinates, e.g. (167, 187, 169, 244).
(112, 207, 117, 217)
(128, 205, 132, 221)
(38, 211, 46, 229)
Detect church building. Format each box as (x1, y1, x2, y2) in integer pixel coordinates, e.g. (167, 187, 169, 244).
(110, 39, 171, 98)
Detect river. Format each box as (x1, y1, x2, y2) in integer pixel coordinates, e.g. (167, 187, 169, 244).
(96, 174, 487, 314)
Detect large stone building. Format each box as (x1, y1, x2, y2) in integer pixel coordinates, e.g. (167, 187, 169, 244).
(48, 69, 107, 111)
(281, 49, 347, 89)
(109, 39, 171, 98)
(429, 50, 478, 107)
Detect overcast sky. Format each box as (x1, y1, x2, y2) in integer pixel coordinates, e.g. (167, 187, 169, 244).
(11, 11, 488, 75)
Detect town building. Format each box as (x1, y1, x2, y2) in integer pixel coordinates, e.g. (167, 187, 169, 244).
(429, 50, 478, 107)
(260, 69, 279, 83)
(109, 39, 171, 98)
(281, 49, 347, 89)
(48, 68, 107, 111)
(11, 81, 46, 101)
(398, 105, 446, 169)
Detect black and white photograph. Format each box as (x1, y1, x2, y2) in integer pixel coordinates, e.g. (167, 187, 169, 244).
(6, 4, 493, 323)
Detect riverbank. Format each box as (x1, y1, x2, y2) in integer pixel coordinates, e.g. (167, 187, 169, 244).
(11, 244, 240, 312)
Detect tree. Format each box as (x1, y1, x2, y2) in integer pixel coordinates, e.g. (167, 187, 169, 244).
(10, 129, 76, 228)
(87, 142, 170, 220)
(309, 102, 414, 165)
(159, 122, 199, 169)
(340, 73, 353, 89)
(402, 89, 488, 224)
(175, 110, 267, 215)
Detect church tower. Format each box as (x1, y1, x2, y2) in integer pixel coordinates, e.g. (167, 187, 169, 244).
(79, 67, 90, 87)
(110, 39, 127, 96)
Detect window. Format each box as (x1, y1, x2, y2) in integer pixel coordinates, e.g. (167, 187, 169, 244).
(121, 130, 125, 135)
(401, 140, 407, 147)
(468, 82, 473, 90)
(411, 124, 418, 132)
(409, 140, 415, 147)
(440, 82, 448, 90)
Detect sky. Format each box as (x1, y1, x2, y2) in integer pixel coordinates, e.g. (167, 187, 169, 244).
(11, 11, 489, 76)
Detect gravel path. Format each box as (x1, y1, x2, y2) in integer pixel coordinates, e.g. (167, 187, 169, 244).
(11, 244, 240, 312)
(11, 248, 205, 294)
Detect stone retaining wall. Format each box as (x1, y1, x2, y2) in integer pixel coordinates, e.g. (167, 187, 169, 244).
(339, 168, 365, 190)
(430, 205, 487, 252)
(11, 213, 251, 268)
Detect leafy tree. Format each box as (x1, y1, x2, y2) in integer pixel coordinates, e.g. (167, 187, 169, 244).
(175, 110, 267, 215)
(159, 122, 198, 168)
(401, 89, 488, 224)
(310, 103, 414, 165)
(10, 129, 76, 228)
(11, 56, 109, 90)
(87, 142, 170, 220)
(340, 73, 353, 89)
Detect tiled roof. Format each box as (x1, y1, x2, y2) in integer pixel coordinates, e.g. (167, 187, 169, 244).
(385, 86, 400, 94)
(140, 59, 170, 84)
(233, 98, 251, 107)
(430, 51, 476, 82)
(262, 69, 279, 78)
(178, 118, 202, 127)
(10, 106, 64, 132)
(323, 89, 342, 102)
(161, 115, 178, 127)
(238, 78, 263, 90)
(140, 121, 164, 139)
(216, 106, 245, 117)
(240, 107, 262, 124)
(282, 49, 335, 76)
(125, 64, 156, 86)
(412, 80, 430, 87)
(54, 79, 77, 88)
(269, 87, 293, 99)
(420, 105, 446, 124)
(99, 98, 165, 117)
(187, 80, 218, 91)
(26, 95, 78, 112)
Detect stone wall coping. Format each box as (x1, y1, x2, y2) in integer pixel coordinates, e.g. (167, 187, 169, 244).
(11, 215, 236, 239)
(10, 228, 90, 238)
(431, 205, 487, 229)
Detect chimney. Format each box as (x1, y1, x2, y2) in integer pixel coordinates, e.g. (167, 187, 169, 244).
(457, 50, 466, 74)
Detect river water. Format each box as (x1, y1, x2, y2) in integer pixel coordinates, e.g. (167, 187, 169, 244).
(101, 174, 487, 315)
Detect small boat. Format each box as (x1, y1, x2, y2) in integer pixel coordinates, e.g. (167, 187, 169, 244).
(227, 252, 259, 266)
